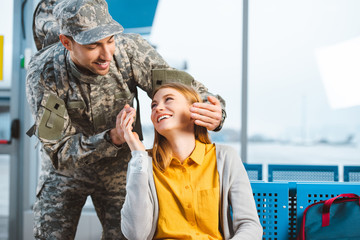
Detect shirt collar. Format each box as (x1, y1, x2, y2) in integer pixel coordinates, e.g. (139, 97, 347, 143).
(188, 140, 206, 165)
(169, 140, 206, 166)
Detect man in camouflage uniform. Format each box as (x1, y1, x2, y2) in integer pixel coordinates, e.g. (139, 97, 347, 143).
(26, 0, 226, 239)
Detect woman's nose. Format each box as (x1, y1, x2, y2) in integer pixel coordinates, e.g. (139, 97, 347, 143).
(155, 103, 164, 112)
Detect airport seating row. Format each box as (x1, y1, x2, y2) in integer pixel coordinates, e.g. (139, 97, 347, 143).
(244, 163, 360, 182)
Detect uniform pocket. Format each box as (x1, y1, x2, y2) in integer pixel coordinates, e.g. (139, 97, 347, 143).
(37, 93, 67, 141)
(38, 108, 66, 140)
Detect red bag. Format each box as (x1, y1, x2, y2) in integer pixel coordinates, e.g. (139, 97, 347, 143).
(298, 193, 360, 240)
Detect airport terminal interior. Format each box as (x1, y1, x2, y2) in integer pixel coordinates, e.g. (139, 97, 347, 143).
(1, 0, 360, 239)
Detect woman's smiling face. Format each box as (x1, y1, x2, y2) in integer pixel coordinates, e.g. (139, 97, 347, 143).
(151, 87, 194, 136)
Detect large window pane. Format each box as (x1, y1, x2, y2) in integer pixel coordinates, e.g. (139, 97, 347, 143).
(248, 0, 360, 167)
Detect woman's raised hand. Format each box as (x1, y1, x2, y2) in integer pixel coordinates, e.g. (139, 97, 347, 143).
(119, 106, 145, 152)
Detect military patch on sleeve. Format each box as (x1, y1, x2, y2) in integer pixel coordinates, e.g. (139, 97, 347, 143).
(151, 69, 194, 93)
(37, 93, 66, 140)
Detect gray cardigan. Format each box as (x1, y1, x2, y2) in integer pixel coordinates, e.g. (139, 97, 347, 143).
(121, 144, 263, 239)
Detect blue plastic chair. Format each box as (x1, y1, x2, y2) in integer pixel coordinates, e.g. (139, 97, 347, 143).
(251, 182, 290, 240)
(268, 164, 338, 182)
(243, 163, 262, 181)
(344, 166, 360, 182)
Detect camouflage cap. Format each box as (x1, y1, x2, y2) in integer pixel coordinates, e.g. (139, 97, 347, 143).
(54, 0, 123, 45)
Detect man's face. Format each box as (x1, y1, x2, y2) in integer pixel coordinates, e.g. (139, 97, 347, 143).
(69, 35, 116, 75)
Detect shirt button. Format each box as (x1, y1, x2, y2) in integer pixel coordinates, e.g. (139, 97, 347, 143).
(196, 233, 200, 236)
(185, 185, 189, 189)
(190, 221, 195, 226)
(187, 204, 192, 208)
(182, 168, 186, 173)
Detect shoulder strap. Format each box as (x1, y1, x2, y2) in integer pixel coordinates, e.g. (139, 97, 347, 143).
(133, 87, 143, 141)
(113, 48, 143, 140)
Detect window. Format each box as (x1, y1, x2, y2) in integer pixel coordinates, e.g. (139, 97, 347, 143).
(247, 0, 360, 166)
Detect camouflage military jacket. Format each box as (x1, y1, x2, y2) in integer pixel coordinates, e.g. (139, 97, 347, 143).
(26, 33, 221, 173)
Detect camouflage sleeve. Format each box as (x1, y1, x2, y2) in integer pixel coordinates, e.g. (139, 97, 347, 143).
(124, 34, 226, 110)
(33, 0, 61, 50)
(26, 55, 121, 171)
(122, 33, 171, 97)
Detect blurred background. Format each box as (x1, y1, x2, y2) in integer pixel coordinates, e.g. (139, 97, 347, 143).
(1, 0, 359, 239)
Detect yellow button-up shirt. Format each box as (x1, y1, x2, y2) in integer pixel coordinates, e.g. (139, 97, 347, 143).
(153, 140, 223, 239)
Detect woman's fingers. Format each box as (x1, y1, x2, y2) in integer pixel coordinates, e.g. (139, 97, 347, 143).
(120, 110, 138, 145)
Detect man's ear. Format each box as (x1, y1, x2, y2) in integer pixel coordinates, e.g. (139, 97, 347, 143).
(59, 34, 72, 51)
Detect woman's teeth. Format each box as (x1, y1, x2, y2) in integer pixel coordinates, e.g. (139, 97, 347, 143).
(158, 115, 171, 122)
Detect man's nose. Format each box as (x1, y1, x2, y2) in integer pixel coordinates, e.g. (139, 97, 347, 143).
(100, 45, 113, 60)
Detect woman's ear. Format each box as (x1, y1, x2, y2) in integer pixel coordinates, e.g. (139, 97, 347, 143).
(59, 34, 72, 51)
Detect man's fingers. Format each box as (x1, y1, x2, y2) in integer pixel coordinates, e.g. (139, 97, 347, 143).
(192, 96, 221, 110)
(194, 119, 216, 130)
(191, 101, 222, 116)
(191, 102, 217, 112)
(190, 97, 222, 130)
(191, 100, 222, 131)
(207, 95, 221, 106)
(190, 108, 221, 121)
(191, 113, 215, 125)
